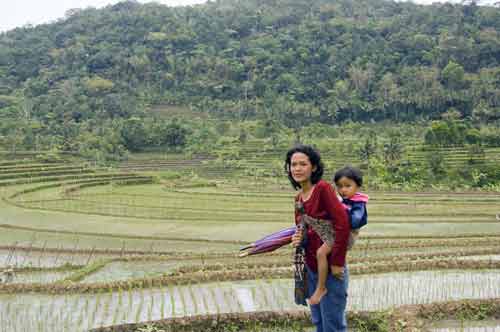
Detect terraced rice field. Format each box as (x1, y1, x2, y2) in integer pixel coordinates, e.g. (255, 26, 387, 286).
(113, 141, 500, 180)
(430, 320, 500, 332)
(0, 157, 499, 331)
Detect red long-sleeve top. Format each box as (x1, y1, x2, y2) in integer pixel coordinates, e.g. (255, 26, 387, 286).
(294, 179, 350, 271)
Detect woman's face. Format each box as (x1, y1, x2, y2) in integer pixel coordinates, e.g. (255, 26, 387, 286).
(290, 152, 316, 186)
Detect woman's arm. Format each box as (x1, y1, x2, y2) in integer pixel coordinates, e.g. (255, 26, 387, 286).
(319, 182, 350, 267)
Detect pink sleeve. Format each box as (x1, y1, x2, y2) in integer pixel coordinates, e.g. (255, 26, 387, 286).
(319, 182, 350, 267)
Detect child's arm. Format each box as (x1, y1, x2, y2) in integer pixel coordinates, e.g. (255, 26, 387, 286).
(349, 202, 367, 230)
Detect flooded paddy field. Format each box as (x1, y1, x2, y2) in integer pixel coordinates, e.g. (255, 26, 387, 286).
(1, 270, 499, 332)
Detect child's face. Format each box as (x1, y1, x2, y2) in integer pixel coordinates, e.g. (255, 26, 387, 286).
(335, 176, 359, 199)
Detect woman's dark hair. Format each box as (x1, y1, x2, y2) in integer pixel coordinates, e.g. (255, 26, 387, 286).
(284, 145, 324, 190)
(334, 166, 363, 187)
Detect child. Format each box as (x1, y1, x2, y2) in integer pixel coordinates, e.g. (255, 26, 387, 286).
(307, 165, 368, 305)
(334, 166, 368, 246)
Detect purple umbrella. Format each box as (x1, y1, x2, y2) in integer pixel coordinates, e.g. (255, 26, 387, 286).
(239, 226, 296, 257)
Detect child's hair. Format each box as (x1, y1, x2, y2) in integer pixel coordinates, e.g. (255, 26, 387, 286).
(285, 145, 324, 190)
(334, 166, 363, 187)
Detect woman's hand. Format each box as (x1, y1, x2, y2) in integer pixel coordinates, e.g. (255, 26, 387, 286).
(331, 265, 344, 280)
(291, 227, 303, 247)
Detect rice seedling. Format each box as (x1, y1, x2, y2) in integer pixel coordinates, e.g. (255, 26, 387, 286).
(75, 295, 89, 330)
(207, 283, 220, 315)
(147, 289, 154, 322)
(134, 287, 145, 324)
(178, 284, 188, 316)
(111, 288, 123, 325)
(187, 281, 199, 315)
(127, 282, 134, 316)
(99, 287, 113, 327)
(89, 289, 102, 328)
(197, 284, 210, 314)
(159, 286, 166, 320)
(168, 284, 176, 317)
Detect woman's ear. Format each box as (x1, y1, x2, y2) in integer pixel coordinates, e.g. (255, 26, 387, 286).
(312, 165, 317, 172)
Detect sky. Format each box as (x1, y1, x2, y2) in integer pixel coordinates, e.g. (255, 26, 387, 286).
(0, 0, 208, 32)
(0, 0, 497, 33)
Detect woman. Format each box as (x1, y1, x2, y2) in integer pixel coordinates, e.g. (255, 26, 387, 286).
(286, 145, 351, 332)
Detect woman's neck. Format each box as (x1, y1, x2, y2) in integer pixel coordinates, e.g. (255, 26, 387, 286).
(300, 180, 314, 197)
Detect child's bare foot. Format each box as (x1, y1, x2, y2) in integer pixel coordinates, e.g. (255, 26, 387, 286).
(308, 287, 327, 305)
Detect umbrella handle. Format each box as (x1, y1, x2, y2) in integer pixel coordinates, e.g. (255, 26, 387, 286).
(298, 219, 308, 247)
(239, 244, 254, 251)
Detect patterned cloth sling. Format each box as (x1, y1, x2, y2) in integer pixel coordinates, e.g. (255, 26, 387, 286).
(302, 213, 356, 250)
(294, 200, 308, 306)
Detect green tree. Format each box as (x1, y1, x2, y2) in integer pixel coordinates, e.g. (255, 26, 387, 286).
(164, 121, 189, 149)
(383, 132, 404, 166)
(427, 153, 446, 180)
(120, 117, 147, 151)
(441, 61, 465, 90)
(357, 131, 378, 165)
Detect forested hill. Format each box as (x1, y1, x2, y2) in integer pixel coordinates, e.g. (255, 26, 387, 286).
(0, 0, 499, 155)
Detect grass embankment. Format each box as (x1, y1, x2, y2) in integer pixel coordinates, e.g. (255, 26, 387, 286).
(2, 259, 499, 295)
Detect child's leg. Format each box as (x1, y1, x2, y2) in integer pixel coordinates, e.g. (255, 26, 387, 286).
(309, 243, 332, 305)
(348, 229, 359, 250)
